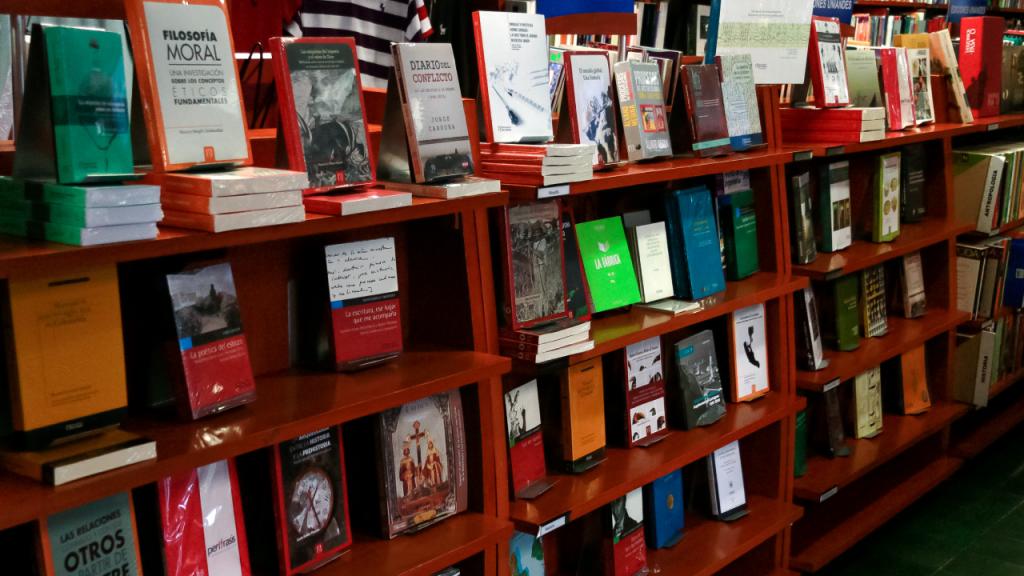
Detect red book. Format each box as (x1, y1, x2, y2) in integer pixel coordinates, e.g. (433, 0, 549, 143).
(605, 488, 648, 576)
(480, 142, 595, 157)
(781, 115, 885, 131)
(302, 189, 412, 216)
(780, 107, 886, 124)
(782, 128, 884, 144)
(159, 460, 252, 576)
(677, 64, 732, 157)
(808, 16, 850, 108)
(606, 336, 670, 448)
(504, 379, 553, 499)
(959, 16, 1004, 119)
(269, 37, 376, 194)
(874, 48, 908, 130)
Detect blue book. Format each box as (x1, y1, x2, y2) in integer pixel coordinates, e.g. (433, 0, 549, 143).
(510, 531, 545, 576)
(663, 192, 688, 298)
(669, 187, 726, 300)
(644, 469, 684, 549)
(1004, 239, 1024, 308)
(704, 0, 723, 64)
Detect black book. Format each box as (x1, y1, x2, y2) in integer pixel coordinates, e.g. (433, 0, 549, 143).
(789, 171, 817, 265)
(813, 382, 850, 458)
(795, 287, 828, 371)
(900, 144, 927, 223)
(671, 330, 726, 429)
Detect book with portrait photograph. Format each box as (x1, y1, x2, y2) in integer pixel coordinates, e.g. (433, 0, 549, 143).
(604, 336, 669, 448)
(504, 379, 553, 499)
(499, 201, 570, 330)
(377, 390, 468, 538)
(605, 487, 647, 576)
(559, 51, 620, 168)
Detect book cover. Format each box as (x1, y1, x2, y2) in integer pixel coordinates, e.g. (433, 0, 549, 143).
(124, 0, 250, 171)
(871, 152, 901, 242)
(929, 29, 974, 124)
(672, 330, 726, 429)
(575, 217, 642, 313)
(818, 384, 850, 457)
(502, 201, 569, 329)
(666, 186, 726, 300)
(846, 49, 884, 108)
(901, 252, 927, 319)
(707, 0, 814, 85)
(715, 54, 764, 150)
(790, 171, 818, 264)
(324, 238, 403, 370)
(895, 48, 918, 128)
(958, 16, 1004, 119)
(795, 286, 827, 371)
(1002, 45, 1024, 114)
(953, 151, 1003, 234)
(269, 37, 374, 193)
(618, 336, 669, 447)
(559, 358, 607, 472)
(884, 346, 931, 415)
(643, 469, 684, 549)
(0, 428, 155, 486)
(808, 17, 850, 107)
(719, 189, 758, 279)
(605, 488, 647, 576)
(958, 242, 988, 316)
(473, 11, 553, 143)
(676, 64, 731, 157)
(509, 531, 545, 576)
(504, 379, 551, 499)
(272, 428, 351, 572)
(159, 459, 252, 576)
(861, 265, 888, 338)
(3, 265, 126, 449)
(907, 48, 935, 125)
(901, 144, 928, 223)
(630, 221, 674, 304)
(954, 329, 994, 408)
(613, 61, 672, 161)
(730, 303, 770, 401)
(852, 367, 884, 439)
(383, 42, 473, 184)
(818, 160, 852, 253)
(378, 390, 468, 537)
(833, 274, 862, 351)
(873, 48, 906, 131)
(166, 262, 255, 419)
(562, 51, 620, 167)
(40, 493, 142, 576)
(707, 441, 747, 520)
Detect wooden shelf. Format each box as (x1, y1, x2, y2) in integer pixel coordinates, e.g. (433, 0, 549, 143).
(953, 390, 1024, 459)
(991, 6, 1024, 14)
(990, 367, 1024, 399)
(790, 456, 963, 573)
(544, 12, 638, 36)
(0, 351, 510, 531)
(568, 273, 808, 363)
(0, 193, 507, 278)
(321, 514, 512, 576)
(793, 220, 970, 281)
(796, 309, 970, 392)
(854, 0, 948, 8)
(504, 148, 792, 201)
(509, 393, 793, 532)
(793, 401, 968, 502)
(648, 495, 804, 576)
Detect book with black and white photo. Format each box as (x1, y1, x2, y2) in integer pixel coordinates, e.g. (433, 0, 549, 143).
(796, 287, 828, 371)
(708, 441, 748, 521)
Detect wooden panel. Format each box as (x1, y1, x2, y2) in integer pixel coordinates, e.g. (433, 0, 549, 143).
(954, 386, 1024, 459)
(3, 0, 124, 18)
(544, 12, 637, 36)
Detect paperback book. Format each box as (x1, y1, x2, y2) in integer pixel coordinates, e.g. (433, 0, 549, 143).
(643, 469, 684, 549)
(504, 379, 553, 499)
(613, 61, 672, 160)
(790, 171, 818, 265)
(560, 51, 620, 167)
(851, 367, 884, 439)
(39, 493, 142, 576)
(672, 330, 726, 429)
(575, 217, 642, 313)
(707, 441, 748, 521)
(795, 286, 828, 371)
(808, 17, 850, 107)
(628, 221, 674, 304)
(605, 488, 647, 576)
(548, 358, 607, 473)
(605, 336, 669, 448)
(870, 152, 902, 242)
(730, 303, 770, 402)
(817, 160, 853, 253)
(672, 63, 731, 158)
(664, 186, 726, 300)
(861, 265, 889, 338)
(501, 201, 569, 329)
(715, 54, 764, 150)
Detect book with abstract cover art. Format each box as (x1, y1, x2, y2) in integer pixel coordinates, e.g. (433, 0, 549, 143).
(605, 488, 647, 576)
(672, 330, 726, 430)
(378, 390, 468, 538)
(270, 36, 374, 193)
(561, 51, 620, 167)
(504, 379, 553, 499)
(166, 262, 255, 419)
(501, 201, 569, 329)
(730, 303, 770, 402)
(39, 493, 143, 576)
(846, 49, 884, 109)
(716, 53, 764, 151)
(510, 531, 545, 576)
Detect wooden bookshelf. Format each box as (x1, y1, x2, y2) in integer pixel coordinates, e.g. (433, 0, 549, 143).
(989, 367, 1024, 399)
(853, 0, 948, 9)
(990, 5, 1024, 15)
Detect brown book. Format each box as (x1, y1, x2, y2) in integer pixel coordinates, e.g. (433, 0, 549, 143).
(671, 63, 732, 158)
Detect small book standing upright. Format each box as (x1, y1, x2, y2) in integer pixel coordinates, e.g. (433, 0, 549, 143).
(504, 379, 553, 499)
(672, 63, 732, 158)
(605, 336, 670, 448)
(807, 16, 850, 108)
(575, 217, 643, 313)
(500, 201, 569, 330)
(663, 186, 726, 300)
(730, 304, 770, 402)
(559, 51, 620, 168)
(605, 488, 648, 576)
(643, 469, 684, 549)
(38, 493, 143, 576)
(708, 441, 748, 521)
(613, 60, 673, 161)
(715, 53, 764, 151)
(817, 161, 852, 253)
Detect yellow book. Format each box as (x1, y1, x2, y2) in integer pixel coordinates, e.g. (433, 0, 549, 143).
(894, 33, 931, 50)
(561, 357, 606, 473)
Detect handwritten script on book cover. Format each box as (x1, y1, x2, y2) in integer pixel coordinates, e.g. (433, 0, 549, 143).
(326, 238, 398, 302)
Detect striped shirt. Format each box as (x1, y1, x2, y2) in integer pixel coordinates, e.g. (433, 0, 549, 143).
(287, 0, 433, 89)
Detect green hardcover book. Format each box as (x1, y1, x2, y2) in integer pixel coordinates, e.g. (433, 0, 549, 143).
(834, 274, 861, 351)
(871, 152, 901, 243)
(14, 25, 133, 184)
(719, 189, 759, 280)
(817, 161, 852, 253)
(576, 217, 642, 313)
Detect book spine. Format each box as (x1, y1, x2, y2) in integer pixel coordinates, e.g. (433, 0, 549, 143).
(818, 163, 834, 253)
(979, 156, 1005, 233)
(472, 12, 496, 143)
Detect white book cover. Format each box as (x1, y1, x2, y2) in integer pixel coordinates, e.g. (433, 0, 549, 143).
(57, 204, 163, 227)
(505, 379, 542, 440)
(895, 48, 916, 129)
(903, 252, 927, 318)
(709, 441, 746, 516)
(197, 460, 245, 575)
(907, 48, 934, 125)
(626, 336, 662, 391)
(827, 161, 852, 251)
(813, 18, 849, 106)
(55, 221, 158, 245)
(713, 0, 815, 85)
(718, 54, 763, 145)
(732, 303, 769, 400)
(632, 222, 674, 303)
(476, 12, 553, 143)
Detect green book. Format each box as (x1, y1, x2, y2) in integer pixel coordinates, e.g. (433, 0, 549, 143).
(719, 189, 759, 280)
(794, 409, 807, 477)
(575, 216, 642, 313)
(817, 161, 852, 253)
(871, 152, 901, 243)
(834, 274, 861, 351)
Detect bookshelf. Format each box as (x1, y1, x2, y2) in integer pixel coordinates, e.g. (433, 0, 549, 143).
(853, 1, 949, 9)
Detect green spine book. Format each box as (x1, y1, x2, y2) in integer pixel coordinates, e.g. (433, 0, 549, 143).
(720, 189, 759, 280)
(576, 217, 642, 313)
(871, 152, 901, 242)
(817, 161, 852, 253)
(44, 26, 133, 183)
(794, 409, 807, 477)
(834, 274, 861, 351)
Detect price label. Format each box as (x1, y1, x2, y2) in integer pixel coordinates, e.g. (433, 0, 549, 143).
(793, 150, 813, 162)
(823, 378, 842, 393)
(537, 513, 569, 537)
(537, 184, 570, 199)
(988, 123, 1000, 132)
(820, 485, 839, 503)
(826, 146, 846, 156)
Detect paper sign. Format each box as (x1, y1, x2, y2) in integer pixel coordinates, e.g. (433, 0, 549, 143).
(325, 237, 398, 303)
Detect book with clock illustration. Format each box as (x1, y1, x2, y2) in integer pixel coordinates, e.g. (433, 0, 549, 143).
(604, 336, 670, 448)
(378, 389, 468, 538)
(272, 427, 352, 574)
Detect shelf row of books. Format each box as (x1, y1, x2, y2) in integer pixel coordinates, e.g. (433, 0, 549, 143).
(955, 309, 1024, 405)
(852, 9, 948, 47)
(954, 139, 1024, 233)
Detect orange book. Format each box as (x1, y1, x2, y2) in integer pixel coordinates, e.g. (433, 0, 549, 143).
(886, 345, 931, 415)
(4, 265, 127, 449)
(560, 357, 607, 473)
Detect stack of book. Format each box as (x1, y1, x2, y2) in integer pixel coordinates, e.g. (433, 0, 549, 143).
(152, 167, 309, 233)
(480, 143, 596, 187)
(781, 107, 887, 144)
(499, 318, 594, 364)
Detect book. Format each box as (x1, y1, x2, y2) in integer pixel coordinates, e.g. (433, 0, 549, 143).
(715, 53, 764, 150)
(953, 151, 1004, 234)
(829, 274, 861, 351)
(162, 205, 306, 233)
(780, 106, 887, 124)
(480, 142, 595, 157)
(817, 384, 850, 457)
(789, 171, 818, 265)
(672, 330, 726, 429)
(901, 144, 928, 223)
(613, 61, 673, 160)
(818, 160, 853, 253)
(808, 17, 850, 107)
(509, 532, 545, 576)
(378, 390, 468, 538)
(323, 238, 402, 370)
(900, 252, 927, 319)
(125, 0, 250, 171)
(719, 189, 758, 279)
(39, 182, 160, 208)
(689, 4, 712, 56)
(2, 265, 126, 449)
(165, 262, 256, 419)
(860, 267, 887, 341)
(606, 336, 669, 448)
(634, 299, 703, 316)
(38, 221, 158, 246)
(672, 63, 731, 158)
(781, 128, 885, 144)
(575, 217, 643, 313)
(795, 287, 828, 371)
(303, 189, 412, 216)
(929, 29, 974, 124)
(706, 0, 814, 84)
(707, 441, 748, 521)
(32, 202, 161, 230)
(38, 493, 142, 576)
(162, 189, 303, 214)
(0, 429, 155, 486)
(1002, 45, 1024, 114)
(851, 367, 884, 439)
(269, 36, 374, 192)
(629, 221, 675, 303)
(159, 459, 252, 575)
(870, 152, 901, 242)
(957, 242, 988, 316)
(954, 330, 994, 408)
(552, 358, 607, 473)
(380, 42, 473, 184)
(500, 201, 569, 329)
(147, 167, 310, 197)
(958, 16, 1004, 119)
(13, 25, 134, 184)
(381, 177, 500, 199)
(605, 488, 647, 576)
(560, 51, 620, 167)
(500, 329, 590, 356)
(479, 169, 592, 187)
(664, 186, 726, 300)
(795, 409, 807, 477)
(883, 345, 931, 415)
(473, 11, 553, 143)
(499, 318, 591, 346)
(643, 469, 684, 549)
(730, 303, 770, 402)
(504, 379, 552, 499)
(272, 428, 351, 571)
(907, 48, 935, 125)
(874, 48, 914, 131)
(977, 238, 1007, 321)
(500, 338, 596, 364)
(1004, 240, 1024, 309)
(846, 49, 884, 108)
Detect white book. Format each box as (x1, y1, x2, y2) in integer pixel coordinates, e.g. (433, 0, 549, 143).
(161, 190, 303, 215)
(43, 183, 161, 207)
(47, 203, 163, 227)
(46, 221, 158, 246)
(195, 460, 247, 574)
(712, 0, 814, 85)
(501, 329, 591, 355)
(632, 222, 674, 303)
(895, 48, 916, 130)
(530, 339, 595, 363)
(635, 298, 701, 316)
(162, 205, 306, 233)
(382, 177, 501, 199)
(156, 167, 310, 197)
(731, 303, 770, 401)
(902, 252, 927, 318)
(708, 441, 747, 520)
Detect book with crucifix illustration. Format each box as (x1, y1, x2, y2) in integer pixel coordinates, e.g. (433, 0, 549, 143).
(604, 336, 670, 448)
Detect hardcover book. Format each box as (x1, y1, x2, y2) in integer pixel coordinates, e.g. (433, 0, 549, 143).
(165, 262, 256, 419)
(715, 53, 764, 150)
(707, 441, 748, 521)
(555, 358, 607, 473)
(846, 49, 884, 108)
(606, 336, 669, 448)
(378, 391, 468, 538)
(613, 61, 673, 160)
(0, 428, 155, 486)
(790, 171, 818, 265)
(900, 252, 927, 319)
(473, 11, 553, 143)
(504, 379, 552, 499)
(270, 36, 375, 192)
(125, 0, 250, 171)
(502, 201, 569, 329)
(14, 25, 134, 184)
(851, 367, 884, 439)
(672, 64, 731, 158)
(575, 217, 642, 313)
(901, 144, 928, 222)
(795, 287, 827, 371)
(272, 428, 351, 572)
(643, 469, 684, 549)
(159, 459, 251, 575)
(629, 221, 674, 304)
(907, 48, 935, 125)
(672, 330, 726, 429)
(730, 303, 770, 402)
(2, 265, 126, 449)
(664, 186, 726, 300)
(605, 488, 647, 576)
(817, 160, 852, 253)
(883, 346, 931, 415)
(808, 17, 849, 107)
(860, 265, 888, 338)
(719, 189, 758, 280)
(958, 16, 1004, 119)
(324, 238, 403, 370)
(560, 51, 620, 167)
(510, 531, 545, 576)
(828, 274, 861, 351)
(870, 152, 901, 242)
(39, 493, 142, 576)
